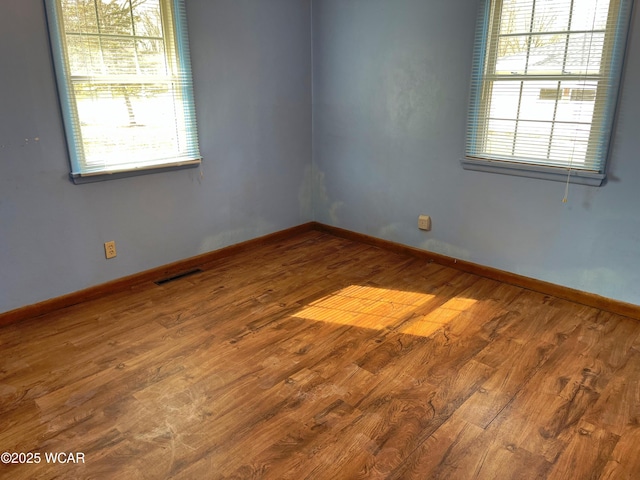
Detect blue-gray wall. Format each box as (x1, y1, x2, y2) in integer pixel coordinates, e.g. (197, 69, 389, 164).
(312, 0, 640, 306)
(0, 0, 312, 313)
(2, 0, 639, 314)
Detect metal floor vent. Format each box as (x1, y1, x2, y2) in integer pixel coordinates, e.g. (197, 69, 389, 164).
(154, 268, 203, 286)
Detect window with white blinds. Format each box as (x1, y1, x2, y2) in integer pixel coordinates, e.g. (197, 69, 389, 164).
(464, 0, 633, 185)
(45, 0, 201, 183)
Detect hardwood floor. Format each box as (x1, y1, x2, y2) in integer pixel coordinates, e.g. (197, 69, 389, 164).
(1, 231, 639, 479)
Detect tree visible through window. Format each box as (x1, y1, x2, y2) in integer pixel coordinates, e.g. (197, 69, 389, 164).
(46, 0, 201, 182)
(464, 0, 633, 185)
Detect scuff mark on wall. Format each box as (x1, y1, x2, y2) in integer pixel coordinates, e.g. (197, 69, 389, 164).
(383, 54, 435, 136)
(187, 165, 205, 185)
(578, 267, 628, 295)
(198, 219, 276, 254)
(299, 165, 313, 219)
(530, 266, 638, 303)
(301, 163, 343, 224)
(377, 223, 403, 242)
(420, 238, 471, 261)
(0, 136, 40, 151)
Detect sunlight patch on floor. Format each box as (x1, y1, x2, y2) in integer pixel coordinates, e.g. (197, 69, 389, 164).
(296, 285, 436, 331)
(295, 285, 479, 337)
(400, 297, 478, 337)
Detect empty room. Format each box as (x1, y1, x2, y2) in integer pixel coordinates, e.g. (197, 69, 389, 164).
(1, 0, 640, 478)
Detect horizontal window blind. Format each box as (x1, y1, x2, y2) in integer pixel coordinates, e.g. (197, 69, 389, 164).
(45, 0, 201, 180)
(466, 0, 633, 179)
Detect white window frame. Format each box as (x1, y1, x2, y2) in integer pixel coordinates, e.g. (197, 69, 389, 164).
(45, 0, 201, 184)
(464, 0, 634, 186)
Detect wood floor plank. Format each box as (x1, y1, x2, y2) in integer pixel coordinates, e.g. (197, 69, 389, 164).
(546, 421, 619, 480)
(599, 425, 640, 479)
(1, 231, 639, 479)
(388, 412, 554, 480)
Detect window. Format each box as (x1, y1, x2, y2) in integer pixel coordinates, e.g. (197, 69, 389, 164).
(45, 0, 201, 183)
(464, 0, 633, 186)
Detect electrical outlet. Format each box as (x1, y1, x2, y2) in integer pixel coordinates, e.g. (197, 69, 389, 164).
(104, 241, 117, 259)
(418, 215, 432, 231)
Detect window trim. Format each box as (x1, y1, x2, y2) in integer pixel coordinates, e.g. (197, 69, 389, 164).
(44, 0, 201, 184)
(464, 0, 634, 186)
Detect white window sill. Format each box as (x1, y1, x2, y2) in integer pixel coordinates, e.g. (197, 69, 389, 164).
(462, 158, 606, 186)
(70, 160, 201, 184)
